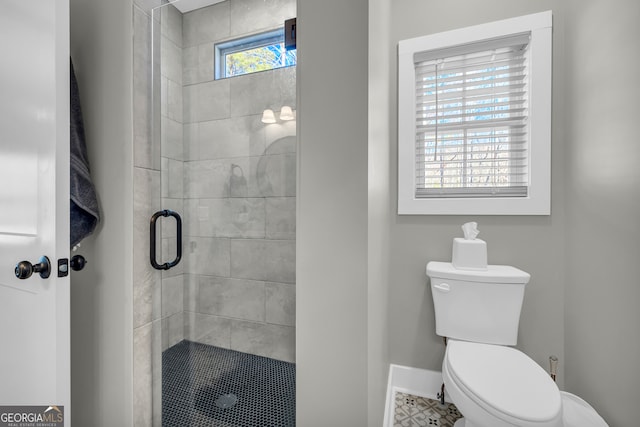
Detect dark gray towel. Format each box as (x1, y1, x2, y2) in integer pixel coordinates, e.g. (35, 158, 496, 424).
(70, 58, 100, 247)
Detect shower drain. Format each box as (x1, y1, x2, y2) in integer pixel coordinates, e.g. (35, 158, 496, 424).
(215, 393, 238, 409)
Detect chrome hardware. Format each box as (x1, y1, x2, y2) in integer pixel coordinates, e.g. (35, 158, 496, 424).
(549, 355, 558, 382)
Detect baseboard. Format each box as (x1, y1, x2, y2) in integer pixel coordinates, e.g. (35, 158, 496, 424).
(382, 364, 446, 427)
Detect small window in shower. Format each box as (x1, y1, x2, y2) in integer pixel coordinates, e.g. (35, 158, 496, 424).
(215, 28, 297, 79)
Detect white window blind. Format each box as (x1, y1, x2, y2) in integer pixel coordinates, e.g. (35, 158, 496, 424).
(414, 34, 530, 198)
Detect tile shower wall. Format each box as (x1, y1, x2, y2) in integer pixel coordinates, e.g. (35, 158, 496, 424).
(160, 3, 185, 352)
(161, 0, 297, 363)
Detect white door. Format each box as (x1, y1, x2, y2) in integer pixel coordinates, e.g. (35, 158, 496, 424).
(0, 0, 70, 420)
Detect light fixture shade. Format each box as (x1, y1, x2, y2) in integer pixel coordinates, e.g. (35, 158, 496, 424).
(279, 106, 295, 121)
(261, 109, 276, 123)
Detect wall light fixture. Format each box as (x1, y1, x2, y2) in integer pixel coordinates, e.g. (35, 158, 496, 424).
(279, 106, 295, 121)
(261, 109, 276, 123)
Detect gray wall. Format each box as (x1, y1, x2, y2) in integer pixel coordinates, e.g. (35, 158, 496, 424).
(563, 1, 640, 425)
(296, 0, 370, 425)
(368, 0, 392, 423)
(388, 0, 565, 382)
(69, 0, 134, 425)
(384, 1, 639, 426)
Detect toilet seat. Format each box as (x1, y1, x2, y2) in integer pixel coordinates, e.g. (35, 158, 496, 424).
(445, 340, 562, 425)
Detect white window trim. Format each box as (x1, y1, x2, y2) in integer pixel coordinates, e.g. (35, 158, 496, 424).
(398, 11, 552, 215)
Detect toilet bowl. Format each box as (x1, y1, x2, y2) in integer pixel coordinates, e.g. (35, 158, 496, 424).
(560, 391, 608, 427)
(442, 340, 608, 427)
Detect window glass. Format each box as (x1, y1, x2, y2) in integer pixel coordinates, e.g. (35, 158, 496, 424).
(216, 29, 297, 79)
(415, 40, 529, 198)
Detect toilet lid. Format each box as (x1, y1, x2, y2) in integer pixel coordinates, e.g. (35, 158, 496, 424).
(445, 340, 562, 423)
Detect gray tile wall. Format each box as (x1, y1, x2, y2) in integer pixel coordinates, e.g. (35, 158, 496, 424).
(133, 0, 296, 424)
(178, 0, 297, 364)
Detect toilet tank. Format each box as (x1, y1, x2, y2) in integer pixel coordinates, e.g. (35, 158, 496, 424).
(427, 261, 531, 346)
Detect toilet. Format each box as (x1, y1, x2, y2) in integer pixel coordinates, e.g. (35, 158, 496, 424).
(427, 259, 608, 427)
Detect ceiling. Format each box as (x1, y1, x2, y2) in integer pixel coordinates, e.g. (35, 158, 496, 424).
(169, 0, 225, 14)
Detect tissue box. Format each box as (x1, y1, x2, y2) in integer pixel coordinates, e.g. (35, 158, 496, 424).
(452, 238, 488, 270)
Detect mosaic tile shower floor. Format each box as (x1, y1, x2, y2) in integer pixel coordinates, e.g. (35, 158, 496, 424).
(394, 391, 463, 427)
(162, 340, 295, 427)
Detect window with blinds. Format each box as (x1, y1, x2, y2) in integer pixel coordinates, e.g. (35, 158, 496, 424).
(398, 11, 552, 215)
(414, 34, 530, 198)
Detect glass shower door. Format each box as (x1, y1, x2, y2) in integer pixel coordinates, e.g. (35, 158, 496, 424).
(151, 0, 297, 425)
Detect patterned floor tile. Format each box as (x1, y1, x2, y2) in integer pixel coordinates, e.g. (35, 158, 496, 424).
(394, 391, 462, 427)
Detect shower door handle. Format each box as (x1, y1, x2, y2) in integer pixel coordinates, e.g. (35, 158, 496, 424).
(150, 210, 182, 270)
